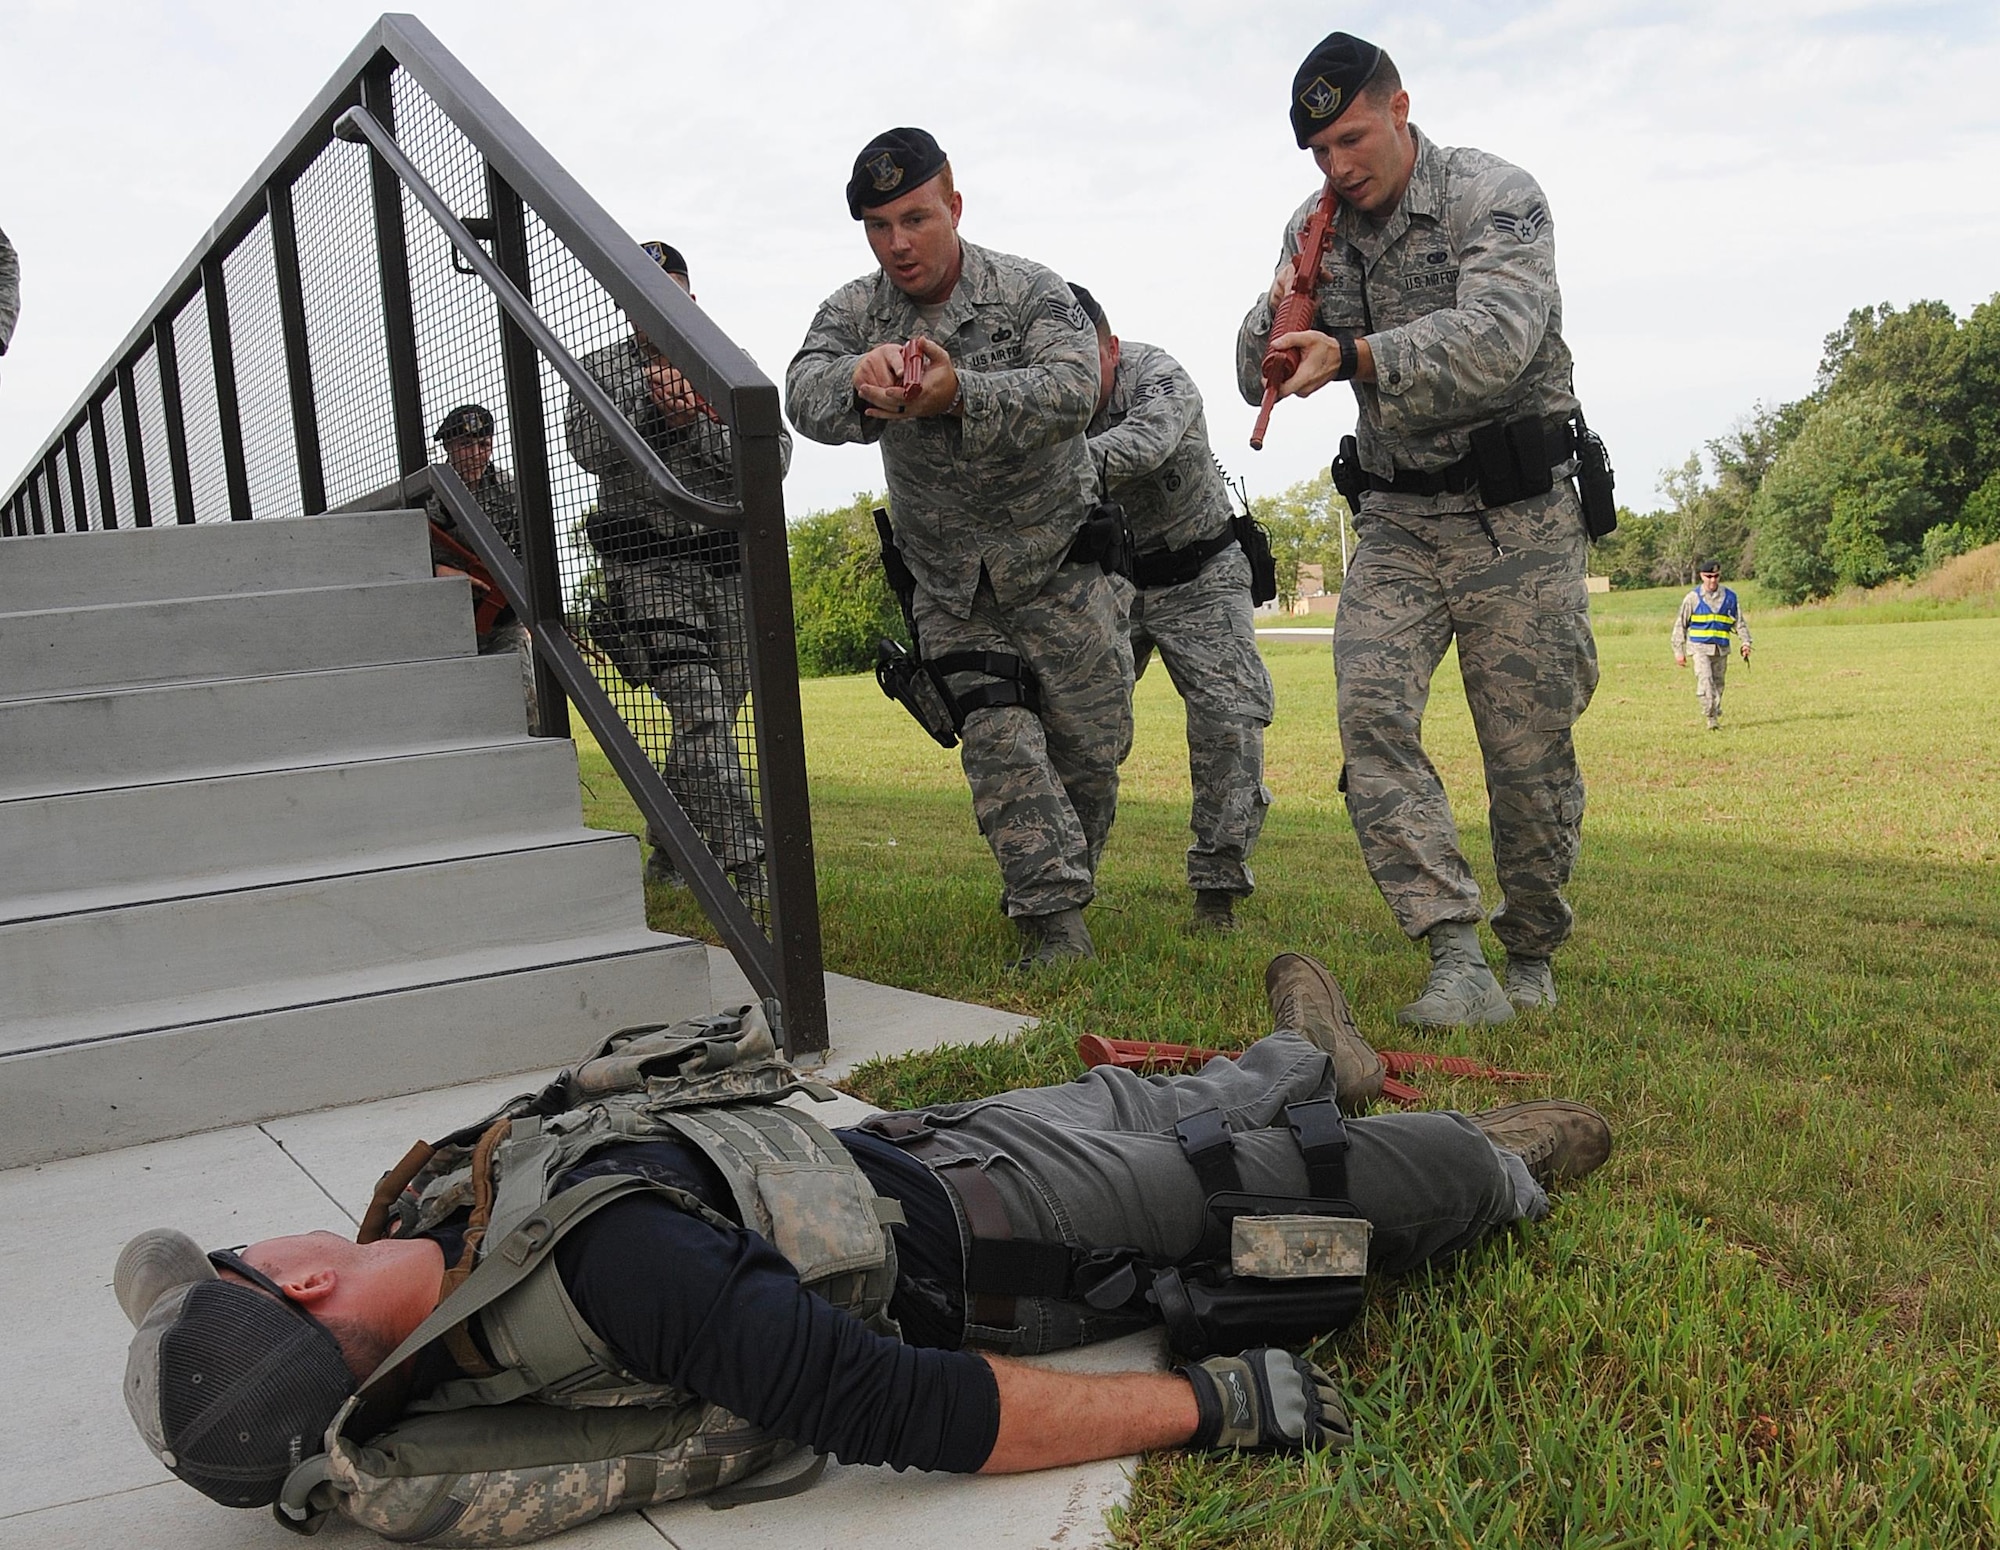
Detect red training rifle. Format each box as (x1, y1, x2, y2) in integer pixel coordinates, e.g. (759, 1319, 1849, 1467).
(1249, 181, 1340, 451)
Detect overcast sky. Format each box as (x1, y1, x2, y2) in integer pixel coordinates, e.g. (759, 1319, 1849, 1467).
(4, 0, 1997, 518)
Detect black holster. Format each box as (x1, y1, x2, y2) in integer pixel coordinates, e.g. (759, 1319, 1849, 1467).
(1330, 435, 1365, 506)
(1151, 1262, 1366, 1360)
(1068, 498, 1136, 580)
(873, 509, 1042, 750)
(1571, 410, 1618, 539)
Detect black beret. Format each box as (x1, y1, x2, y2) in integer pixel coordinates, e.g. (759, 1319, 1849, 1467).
(641, 240, 689, 279)
(847, 128, 948, 220)
(433, 403, 494, 442)
(1289, 31, 1384, 147)
(1068, 283, 1105, 332)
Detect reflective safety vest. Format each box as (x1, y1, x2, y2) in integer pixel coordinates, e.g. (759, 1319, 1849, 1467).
(1686, 587, 1739, 646)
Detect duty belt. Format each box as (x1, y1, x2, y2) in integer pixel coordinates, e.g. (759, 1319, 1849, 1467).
(1129, 528, 1239, 592)
(1368, 415, 1577, 501)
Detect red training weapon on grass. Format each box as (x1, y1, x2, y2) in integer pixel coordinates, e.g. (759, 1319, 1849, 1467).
(1075, 1035, 1545, 1108)
(1249, 181, 1340, 452)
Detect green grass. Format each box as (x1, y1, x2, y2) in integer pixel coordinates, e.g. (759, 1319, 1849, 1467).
(575, 596, 2000, 1547)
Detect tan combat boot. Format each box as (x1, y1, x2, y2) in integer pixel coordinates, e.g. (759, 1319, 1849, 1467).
(1009, 907, 1097, 971)
(1503, 954, 1557, 1010)
(1398, 922, 1514, 1029)
(1470, 1101, 1613, 1187)
(1264, 952, 1386, 1113)
(1187, 889, 1238, 933)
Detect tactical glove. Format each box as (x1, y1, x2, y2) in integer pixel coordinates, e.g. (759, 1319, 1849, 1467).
(1178, 1348, 1352, 1453)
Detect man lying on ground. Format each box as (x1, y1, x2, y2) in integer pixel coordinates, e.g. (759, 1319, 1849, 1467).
(116, 954, 1610, 1540)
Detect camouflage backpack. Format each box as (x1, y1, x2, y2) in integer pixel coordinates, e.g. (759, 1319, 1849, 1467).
(273, 1004, 905, 1545)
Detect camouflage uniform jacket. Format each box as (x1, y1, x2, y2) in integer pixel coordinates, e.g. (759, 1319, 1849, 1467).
(426, 464, 522, 555)
(1236, 126, 1578, 517)
(565, 335, 792, 547)
(1671, 584, 1752, 655)
(786, 239, 1099, 616)
(0, 226, 18, 354)
(1087, 339, 1234, 555)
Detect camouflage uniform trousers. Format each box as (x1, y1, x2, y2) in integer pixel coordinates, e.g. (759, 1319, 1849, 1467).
(913, 559, 1133, 918)
(478, 619, 538, 732)
(1334, 483, 1599, 959)
(861, 1030, 1531, 1354)
(1690, 646, 1729, 721)
(1124, 545, 1275, 895)
(605, 556, 763, 871)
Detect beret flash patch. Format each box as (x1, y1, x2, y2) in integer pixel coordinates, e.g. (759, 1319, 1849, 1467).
(868, 153, 904, 194)
(1299, 77, 1343, 121)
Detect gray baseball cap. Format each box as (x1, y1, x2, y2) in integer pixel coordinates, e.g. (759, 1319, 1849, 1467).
(116, 1229, 355, 1509)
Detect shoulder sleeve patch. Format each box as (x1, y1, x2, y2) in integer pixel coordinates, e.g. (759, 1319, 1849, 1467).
(1137, 377, 1178, 403)
(1042, 295, 1091, 332)
(1490, 204, 1550, 243)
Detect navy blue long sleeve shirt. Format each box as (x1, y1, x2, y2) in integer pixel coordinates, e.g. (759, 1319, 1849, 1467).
(543, 1131, 999, 1473)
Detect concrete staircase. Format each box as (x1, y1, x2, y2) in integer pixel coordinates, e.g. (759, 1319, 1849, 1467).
(0, 510, 708, 1167)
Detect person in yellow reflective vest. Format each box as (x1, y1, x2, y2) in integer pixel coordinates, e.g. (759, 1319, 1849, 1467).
(1671, 562, 1752, 729)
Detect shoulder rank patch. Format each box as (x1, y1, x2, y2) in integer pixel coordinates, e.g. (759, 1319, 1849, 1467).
(1137, 377, 1178, 402)
(1042, 295, 1090, 331)
(1491, 204, 1549, 243)
(1299, 77, 1343, 121)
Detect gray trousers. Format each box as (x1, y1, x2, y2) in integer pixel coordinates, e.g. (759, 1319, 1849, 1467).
(867, 1032, 1530, 1354)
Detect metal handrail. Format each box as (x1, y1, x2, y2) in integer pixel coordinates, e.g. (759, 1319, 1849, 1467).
(331, 106, 740, 530)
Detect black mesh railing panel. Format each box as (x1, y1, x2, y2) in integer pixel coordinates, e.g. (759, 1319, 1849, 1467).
(392, 77, 513, 535)
(292, 140, 399, 510)
(169, 295, 229, 524)
(130, 343, 176, 525)
(514, 203, 769, 924)
(100, 387, 134, 528)
(223, 217, 303, 521)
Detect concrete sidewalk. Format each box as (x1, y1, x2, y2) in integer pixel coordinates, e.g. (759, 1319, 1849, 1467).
(0, 955, 1160, 1550)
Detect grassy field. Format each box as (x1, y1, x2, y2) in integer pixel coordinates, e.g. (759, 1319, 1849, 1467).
(578, 580, 2000, 1548)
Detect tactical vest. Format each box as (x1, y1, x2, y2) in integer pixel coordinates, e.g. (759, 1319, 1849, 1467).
(275, 1005, 903, 1546)
(1685, 587, 1739, 646)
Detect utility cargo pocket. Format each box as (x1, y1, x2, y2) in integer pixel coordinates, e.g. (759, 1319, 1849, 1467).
(755, 1162, 891, 1281)
(1528, 606, 1600, 731)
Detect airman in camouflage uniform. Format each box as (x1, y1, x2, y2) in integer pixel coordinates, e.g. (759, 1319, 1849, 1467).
(1240, 34, 1599, 1022)
(565, 243, 791, 893)
(0, 225, 19, 367)
(425, 403, 536, 729)
(1073, 286, 1274, 933)
(787, 130, 1131, 966)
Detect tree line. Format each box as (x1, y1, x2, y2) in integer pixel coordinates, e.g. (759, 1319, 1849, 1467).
(1593, 293, 2000, 602)
(787, 477, 1356, 678)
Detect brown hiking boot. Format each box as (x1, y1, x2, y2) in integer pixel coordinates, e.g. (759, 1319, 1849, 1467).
(1008, 907, 1097, 971)
(1470, 1101, 1613, 1187)
(1264, 952, 1386, 1113)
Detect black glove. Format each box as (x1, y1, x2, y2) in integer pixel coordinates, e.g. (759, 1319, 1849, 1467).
(1179, 1348, 1352, 1453)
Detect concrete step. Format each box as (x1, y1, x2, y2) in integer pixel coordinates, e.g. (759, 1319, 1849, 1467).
(0, 653, 531, 800)
(0, 508, 433, 613)
(0, 835, 651, 1046)
(0, 741, 590, 922)
(0, 934, 710, 1167)
(0, 576, 476, 701)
